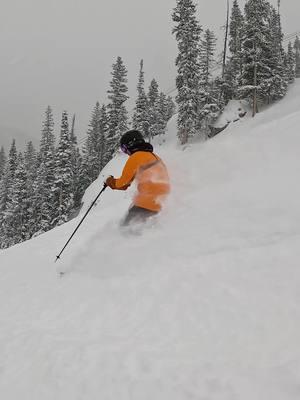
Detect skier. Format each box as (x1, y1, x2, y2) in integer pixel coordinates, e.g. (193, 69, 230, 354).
(105, 130, 170, 225)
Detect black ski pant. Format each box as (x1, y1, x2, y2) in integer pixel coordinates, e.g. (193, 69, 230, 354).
(121, 205, 158, 226)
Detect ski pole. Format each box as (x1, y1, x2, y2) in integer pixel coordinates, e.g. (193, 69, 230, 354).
(55, 183, 107, 262)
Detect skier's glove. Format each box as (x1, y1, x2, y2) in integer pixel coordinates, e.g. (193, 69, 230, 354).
(105, 175, 116, 189)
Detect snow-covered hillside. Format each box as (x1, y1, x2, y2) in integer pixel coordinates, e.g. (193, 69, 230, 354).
(1, 82, 300, 400)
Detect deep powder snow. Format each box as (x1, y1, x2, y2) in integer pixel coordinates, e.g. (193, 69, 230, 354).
(1, 82, 300, 399)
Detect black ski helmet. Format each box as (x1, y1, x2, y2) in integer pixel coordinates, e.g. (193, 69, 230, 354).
(120, 130, 145, 150)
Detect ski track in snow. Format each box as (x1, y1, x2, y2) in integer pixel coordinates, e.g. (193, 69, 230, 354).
(1, 82, 300, 399)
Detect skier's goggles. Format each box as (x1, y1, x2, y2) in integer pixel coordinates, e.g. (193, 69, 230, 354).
(121, 144, 130, 154)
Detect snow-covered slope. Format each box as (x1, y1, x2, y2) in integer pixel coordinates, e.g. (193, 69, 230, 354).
(1, 82, 300, 400)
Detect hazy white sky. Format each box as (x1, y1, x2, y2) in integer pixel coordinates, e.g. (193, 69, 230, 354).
(0, 0, 298, 149)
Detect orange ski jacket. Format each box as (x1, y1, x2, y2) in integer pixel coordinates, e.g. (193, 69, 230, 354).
(109, 151, 170, 212)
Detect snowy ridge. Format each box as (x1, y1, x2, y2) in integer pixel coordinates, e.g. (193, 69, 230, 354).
(1, 82, 300, 399)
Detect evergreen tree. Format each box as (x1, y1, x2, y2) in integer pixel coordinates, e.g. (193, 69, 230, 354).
(0, 146, 6, 179)
(40, 106, 55, 163)
(68, 114, 82, 209)
(152, 92, 168, 137)
(99, 104, 110, 168)
(4, 153, 28, 246)
(0, 163, 10, 248)
(148, 79, 159, 107)
(132, 60, 150, 139)
(73, 148, 83, 208)
(198, 29, 220, 137)
(227, 0, 244, 99)
(79, 104, 109, 207)
(239, 0, 274, 110)
(294, 36, 300, 78)
(70, 114, 76, 145)
(53, 111, 74, 225)
(107, 56, 129, 158)
(285, 42, 296, 83)
(32, 161, 50, 234)
(81, 102, 106, 188)
(222, 63, 236, 103)
(0, 140, 18, 247)
(8, 139, 18, 175)
(31, 107, 56, 234)
(0, 142, 17, 206)
(267, 5, 287, 101)
(229, 0, 244, 69)
(40, 105, 56, 209)
(24, 141, 38, 239)
(166, 96, 176, 121)
(172, 0, 202, 144)
(200, 29, 217, 91)
(147, 79, 160, 138)
(24, 141, 37, 177)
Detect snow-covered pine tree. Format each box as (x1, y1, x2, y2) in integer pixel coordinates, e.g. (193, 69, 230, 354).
(0, 146, 6, 179)
(4, 153, 28, 246)
(222, 63, 236, 104)
(0, 140, 18, 248)
(132, 60, 150, 140)
(68, 114, 82, 209)
(152, 92, 167, 137)
(159, 93, 168, 122)
(166, 96, 176, 121)
(40, 106, 55, 163)
(70, 114, 76, 144)
(99, 104, 110, 168)
(72, 147, 83, 209)
(0, 142, 16, 194)
(8, 140, 17, 175)
(147, 79, 160, 138)
(82, 103, 99, 184)
(148, 79, 159, 107)
(106, 56, 129, 158)
(199, 29, 217, 92)
(149, 92, 175, 138)
(40, 106, 56, 179)
(53, 111, 74, 225)
(32, 161, 49, 235)
(285, 42, 296, 83)
(198, 29, 220, 138)
(70, 114, 80, 183)
(239, 0, 274, 112)
(266, 5, 288, 101)
(31, 106, 57, 234)
(0, 163, 10, 247)
(226, 0, 244, 100)
(24, 141, 37, 178)
(24, 141, 38, 239)
(294, 36, 300, 78)
(229, 0, 244, 73)
(172, 0, 202, 144)
(79, 103, 109, 206)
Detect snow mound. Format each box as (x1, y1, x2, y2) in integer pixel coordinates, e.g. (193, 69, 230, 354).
(214, 99, 250, 128)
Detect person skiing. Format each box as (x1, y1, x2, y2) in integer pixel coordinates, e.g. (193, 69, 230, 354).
(105, 130, 170, 225)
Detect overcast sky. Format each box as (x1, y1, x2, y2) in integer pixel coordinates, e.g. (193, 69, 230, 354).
(0, 0, 299, 150)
